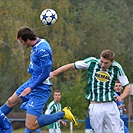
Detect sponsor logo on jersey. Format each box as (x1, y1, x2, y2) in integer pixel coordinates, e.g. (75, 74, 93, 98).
(95, 71, 110, 82)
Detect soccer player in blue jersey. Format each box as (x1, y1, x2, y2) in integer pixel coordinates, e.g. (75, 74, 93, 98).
(50, 49, 131, 133)
(114, 80, 130, 133)
(0, 26, 78, 131)
(0, 109, 12, 133)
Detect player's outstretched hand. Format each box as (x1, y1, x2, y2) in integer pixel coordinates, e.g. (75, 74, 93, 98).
(19, 87, 32, 97)
(60, 120, 67, 126)
(49, 72, 55, 79)
(114, 95, 123, 103)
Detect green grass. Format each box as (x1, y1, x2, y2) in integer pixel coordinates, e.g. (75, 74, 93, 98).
(13, 122, 133, 133)
(13, 126, 133, 133)
(129, 123, 133, 132)
(13, 128, 85, 133)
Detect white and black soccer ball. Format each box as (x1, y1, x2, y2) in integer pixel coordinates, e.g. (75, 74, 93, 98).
(40, 9, 57, 26)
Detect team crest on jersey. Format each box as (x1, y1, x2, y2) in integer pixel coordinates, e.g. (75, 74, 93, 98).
(95, 71, 110, 82)
(31, 50, 34, 55)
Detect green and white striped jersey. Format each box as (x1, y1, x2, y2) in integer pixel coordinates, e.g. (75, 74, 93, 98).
(45, 101, 62, 129)
(74, 57, 129, 102)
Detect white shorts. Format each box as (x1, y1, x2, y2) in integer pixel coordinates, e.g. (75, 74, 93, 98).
(89, 101, 124, 133)
(49, 128, 61, 133)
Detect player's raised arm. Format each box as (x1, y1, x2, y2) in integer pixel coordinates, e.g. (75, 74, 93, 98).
(121, 84, 131, 98)
(50, 63, 75, 79)
(116, 84, 131, 102)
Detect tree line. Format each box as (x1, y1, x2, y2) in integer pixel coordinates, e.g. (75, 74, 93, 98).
(0, 0, 132, 122)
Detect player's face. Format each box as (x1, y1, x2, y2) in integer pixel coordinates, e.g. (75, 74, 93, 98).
(18, 38, 31, 48)
(53, 92, 61, 103)
(100, 57, 113, 70)
(114, 82, 123, 93)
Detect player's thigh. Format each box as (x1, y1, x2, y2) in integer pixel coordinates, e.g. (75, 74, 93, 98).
(7, 81, 30, 107)
(49, 129, 61, 133)
(49, 129, 54, 133)
(25, 113, 38, 128)
(56, 128, 61, 133)
(105, 102, 124, 133)
(16, 81, 30, 101)
(27, 89, 51, 117)
(89, 104, 104, 128)
(6, 92, 22, 107)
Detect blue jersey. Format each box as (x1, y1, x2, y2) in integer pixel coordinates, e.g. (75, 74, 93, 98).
(114, 92, 124, 116)
(28, 38, 53, 90)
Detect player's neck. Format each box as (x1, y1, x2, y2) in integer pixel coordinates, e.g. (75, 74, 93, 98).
(32, 37, 39, 46)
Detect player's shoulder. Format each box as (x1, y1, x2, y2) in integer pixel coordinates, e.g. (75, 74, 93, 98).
(34, 38, 52, 55)
(112, 60, 122, 69)
(83, 57, 99, 63)
(38, 39, 51, 48)
(34, 38, 50, 49)
(47, 101, 55, 107)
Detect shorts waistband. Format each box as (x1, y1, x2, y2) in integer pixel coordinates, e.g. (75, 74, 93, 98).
(90, 101, 113, 104)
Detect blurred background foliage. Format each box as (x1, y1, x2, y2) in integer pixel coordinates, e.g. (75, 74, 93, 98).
(0, 0, 133, 121)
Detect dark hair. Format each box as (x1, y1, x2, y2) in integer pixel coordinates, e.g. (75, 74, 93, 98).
(115, 80, 120, 83)
(17, 26, 36, 42)
(54, 90, 60, 93)
(100, 49, 115, 61)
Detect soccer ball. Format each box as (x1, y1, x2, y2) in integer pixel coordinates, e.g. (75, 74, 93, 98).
(40, 9, 57, 26)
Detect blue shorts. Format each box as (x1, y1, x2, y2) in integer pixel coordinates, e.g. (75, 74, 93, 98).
(16, 81, 51, 117)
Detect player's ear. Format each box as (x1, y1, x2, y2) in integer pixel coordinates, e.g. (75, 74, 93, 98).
(111, 60, 114, 63)
(26, 39, 30, 43)
(27, 39, 33, 45)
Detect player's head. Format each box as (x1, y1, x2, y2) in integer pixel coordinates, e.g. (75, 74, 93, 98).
(17, 26, 37, 48)
(114, 80, 123, 93)
(100, 49, 115, 70)
(53, 90, 61, 103)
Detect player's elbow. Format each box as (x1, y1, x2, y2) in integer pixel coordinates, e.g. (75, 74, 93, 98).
(127, 84, 132, 95)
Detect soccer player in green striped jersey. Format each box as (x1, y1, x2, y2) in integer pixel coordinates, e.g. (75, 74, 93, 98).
(50, 49, 131, 133)
(45, 90, 67, 133)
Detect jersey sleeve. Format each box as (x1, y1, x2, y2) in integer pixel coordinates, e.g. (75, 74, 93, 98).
(74, 57, 96, 69)
(117, 63, 129, 87)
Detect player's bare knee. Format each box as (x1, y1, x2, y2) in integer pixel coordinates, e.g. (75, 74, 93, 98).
(6, 98, 14, 107)
(26, 122, 36, 130)
(6, 97, 19, 107)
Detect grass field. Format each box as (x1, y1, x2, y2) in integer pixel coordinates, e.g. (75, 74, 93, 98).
(12, 121, 133, 133)
(13, 126, 133, 133)
(13, 128, 85, 133)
